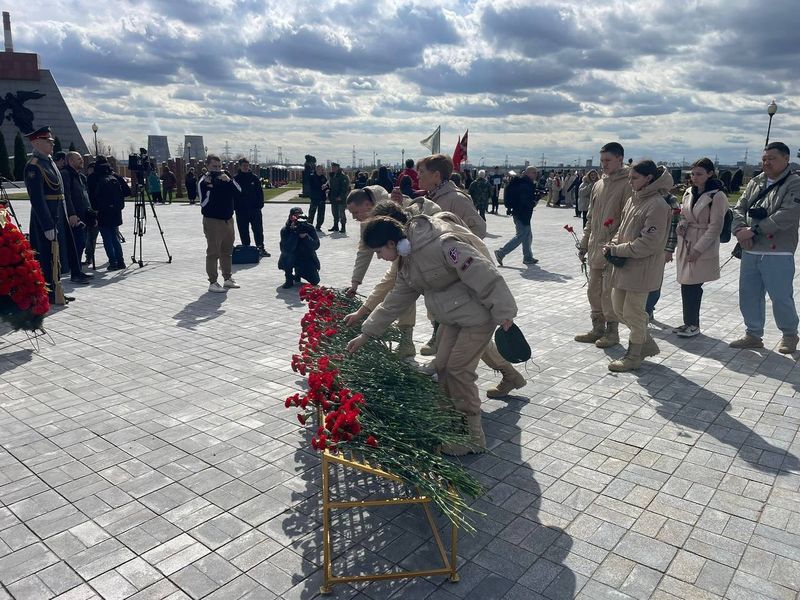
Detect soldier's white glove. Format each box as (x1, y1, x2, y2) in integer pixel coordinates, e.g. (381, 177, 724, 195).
(44, 229, 56, 241)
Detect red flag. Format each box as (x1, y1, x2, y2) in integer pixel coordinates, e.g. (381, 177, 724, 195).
(452, 130, 468, 172)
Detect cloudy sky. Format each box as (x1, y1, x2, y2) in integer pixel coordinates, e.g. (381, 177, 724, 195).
(5, 0, 799, 166)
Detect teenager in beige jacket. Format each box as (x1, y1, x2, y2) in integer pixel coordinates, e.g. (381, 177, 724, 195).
(347, 214, 517, 455)
(603, 161, 672, 371)
(576, 142, 632, 347)
(673, 158, 727, 337)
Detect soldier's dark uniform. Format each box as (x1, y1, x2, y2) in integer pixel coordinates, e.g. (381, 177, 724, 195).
(24, 127, 63, 292)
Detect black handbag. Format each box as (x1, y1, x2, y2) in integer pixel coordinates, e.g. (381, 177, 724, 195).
(605, 253, 627, 267)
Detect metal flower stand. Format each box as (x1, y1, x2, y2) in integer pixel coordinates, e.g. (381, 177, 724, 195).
(318, 447, 460, 594)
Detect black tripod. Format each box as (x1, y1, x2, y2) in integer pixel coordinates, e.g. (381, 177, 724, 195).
(0, 176, 23, 230)
(131, 177, 172, 267)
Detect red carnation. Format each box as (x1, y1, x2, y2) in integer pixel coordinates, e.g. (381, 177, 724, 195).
(563, 224, 574, 233)
(366, 435, 378, 448)
(297, 414, 307, 425)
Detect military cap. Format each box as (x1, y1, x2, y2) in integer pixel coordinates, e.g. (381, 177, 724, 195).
(26, 125, 55, 141)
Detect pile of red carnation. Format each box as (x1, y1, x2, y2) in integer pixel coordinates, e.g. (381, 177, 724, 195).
(0, 211, 49, 330)
(286, 284, 378, 452)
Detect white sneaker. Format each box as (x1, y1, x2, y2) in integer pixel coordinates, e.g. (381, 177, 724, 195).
(676, 325, 700, 338)
(223, 278, 240, 289)
(672, 324, 688, 334)
(208, 282, 226, 293)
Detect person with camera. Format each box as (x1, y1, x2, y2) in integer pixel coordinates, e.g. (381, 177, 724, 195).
(278, 207, 320, 288)
(730, 142, 800, 353)
(234, 158, 269, 257)
(60, 151, 94, 283)
(94, 157, 132, 271)
(199, 154, 242, 293)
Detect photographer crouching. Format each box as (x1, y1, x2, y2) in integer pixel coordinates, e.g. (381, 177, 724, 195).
(278, 207, 320, 289)
(199, 154, 242, 293)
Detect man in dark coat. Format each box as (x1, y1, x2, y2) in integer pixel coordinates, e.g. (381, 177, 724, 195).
(307, 165, 327, 231)
(233, 158, 269, 257)
(185, 167, 198, 204)
(94, 160, 131, 270)
(494, 167, 540, 266)
(60, 151, 94, 282)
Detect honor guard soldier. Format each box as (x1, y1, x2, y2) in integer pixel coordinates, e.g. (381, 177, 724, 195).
(24, 126, 69, 303)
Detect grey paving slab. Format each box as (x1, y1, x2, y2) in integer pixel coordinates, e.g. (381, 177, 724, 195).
(1, 201, 800, 599)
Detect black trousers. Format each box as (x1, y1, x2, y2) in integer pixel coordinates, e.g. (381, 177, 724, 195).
(235, 207, 264, 248)
(330, 202, 347, 228)
(308, 200, 325, 228)
(681, 283, 704, 327)
(285, 266, 319, 285)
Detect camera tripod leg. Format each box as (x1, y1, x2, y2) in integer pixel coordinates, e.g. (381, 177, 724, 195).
(148, 200, 173, 263)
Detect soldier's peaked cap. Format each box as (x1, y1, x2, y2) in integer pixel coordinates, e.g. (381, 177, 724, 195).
(26, 126, 54, 141)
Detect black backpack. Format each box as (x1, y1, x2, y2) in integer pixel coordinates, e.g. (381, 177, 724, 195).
(707, 191, 733, 243)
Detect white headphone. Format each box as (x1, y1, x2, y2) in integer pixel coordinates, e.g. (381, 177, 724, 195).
(397, 238, 411, 256)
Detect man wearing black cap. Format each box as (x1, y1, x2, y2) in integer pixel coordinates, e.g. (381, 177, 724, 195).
(23, 126, 74, 301)
(233, 158, 269, 257)
(327, 162, 350, 234)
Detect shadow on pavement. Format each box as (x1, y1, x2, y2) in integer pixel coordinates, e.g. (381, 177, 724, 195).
(172, 291, 228, 329)
(637, 362, 800, 474)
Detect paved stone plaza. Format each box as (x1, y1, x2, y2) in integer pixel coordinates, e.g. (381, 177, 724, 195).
(1, 197, 799, 600)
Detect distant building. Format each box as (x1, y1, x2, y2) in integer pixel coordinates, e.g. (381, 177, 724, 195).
(0, 12, 89, 156)
(147, 135, 170, 165)
(183, 135, 205, 161)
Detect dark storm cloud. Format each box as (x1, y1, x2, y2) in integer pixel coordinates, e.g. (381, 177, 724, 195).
(446, 93, 581, 118)
(404, 57, 572, 95)
(249, 5, 459, 75)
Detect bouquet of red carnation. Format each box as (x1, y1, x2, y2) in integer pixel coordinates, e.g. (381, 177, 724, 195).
(0, 210, 49, 331)
(286, 284, 484, 529)
(563, 224, 588, 283)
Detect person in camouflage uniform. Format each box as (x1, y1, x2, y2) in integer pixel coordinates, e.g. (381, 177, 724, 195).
(468, 169, 491, 220)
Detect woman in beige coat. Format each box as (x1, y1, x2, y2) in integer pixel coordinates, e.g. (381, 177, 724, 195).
(673, 158, 726, 337)
(603, 161, 672, 371)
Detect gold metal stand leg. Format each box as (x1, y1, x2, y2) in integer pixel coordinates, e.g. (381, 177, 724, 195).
(320, 452, 333, 595)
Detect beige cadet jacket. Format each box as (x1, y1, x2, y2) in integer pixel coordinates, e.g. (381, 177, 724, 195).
(361, 214, 517, 337)
(428, 181, 487, 239)
(608, 167, 672, 293)
(363, 197, 442, 311)
(580, 167, 632, 269)
(350, 185, 390, 284)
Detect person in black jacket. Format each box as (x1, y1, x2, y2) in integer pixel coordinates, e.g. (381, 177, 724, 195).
(494, 167, 540, 266)
(307, 164, 327, 231)
(185, 167, 198, 205)
(60, 152, 94, 283)
(199, 154, 242, 292)
(233, 158, 269, 257)
(94, 160, 131, 270)
(278, 207, 320, 288)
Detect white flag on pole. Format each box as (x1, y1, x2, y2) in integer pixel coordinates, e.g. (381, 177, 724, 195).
(419, 126, 441, 154)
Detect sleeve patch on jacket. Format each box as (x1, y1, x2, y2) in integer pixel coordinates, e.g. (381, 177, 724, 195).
(461, 257, 473, 271)
(448, 247, 459, 263)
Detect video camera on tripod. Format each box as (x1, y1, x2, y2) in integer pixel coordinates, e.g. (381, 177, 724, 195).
(127, 147, 172, 267)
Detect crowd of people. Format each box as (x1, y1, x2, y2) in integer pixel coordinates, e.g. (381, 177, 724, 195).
(20, 128, 800, 455)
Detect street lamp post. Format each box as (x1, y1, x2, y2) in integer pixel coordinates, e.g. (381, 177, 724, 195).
(765, 100, 778, 148)
(91, 123, 98, 156)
